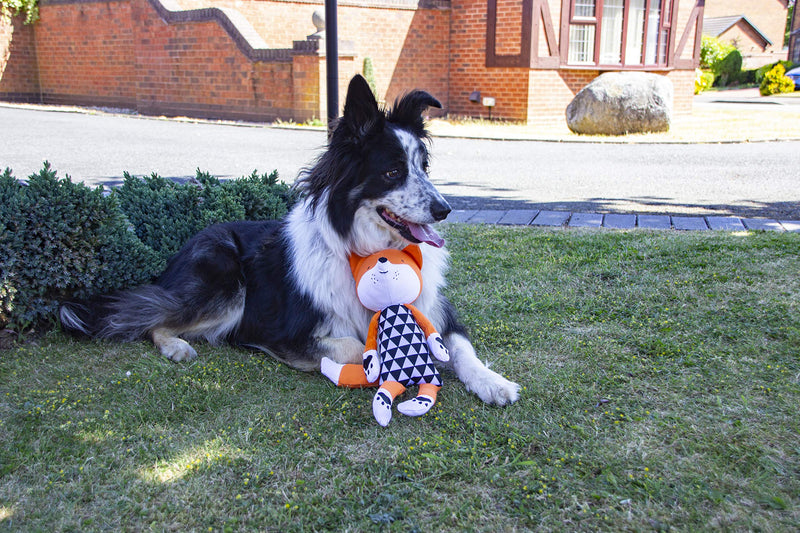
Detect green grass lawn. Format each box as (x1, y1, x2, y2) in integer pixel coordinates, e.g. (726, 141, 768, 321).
(1, 226, 799, 531)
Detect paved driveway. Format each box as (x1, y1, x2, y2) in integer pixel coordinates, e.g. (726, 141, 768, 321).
(2, 104, 799, 220)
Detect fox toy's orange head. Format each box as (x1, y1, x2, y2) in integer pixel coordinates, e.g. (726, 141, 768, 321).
(349, 245, 424, 312)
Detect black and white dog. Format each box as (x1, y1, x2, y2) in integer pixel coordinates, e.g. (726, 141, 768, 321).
(60, 75, 520, 406)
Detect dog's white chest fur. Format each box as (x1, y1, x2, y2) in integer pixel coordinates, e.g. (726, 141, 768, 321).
(285, 198, 448, 343)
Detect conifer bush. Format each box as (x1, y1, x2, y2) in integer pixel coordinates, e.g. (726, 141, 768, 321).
(0, 164, 162, 331)
(116, 169, 295, 265)
(0, 165, 296, 332)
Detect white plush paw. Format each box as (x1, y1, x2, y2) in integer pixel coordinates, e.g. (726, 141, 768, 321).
(426, 333, 450, 362)
(372, 389, 394, 427)
(397, 395, 435, 417)
(320, 357, 342, 384)
(363, 349, 379, 382)
(467, 368, 520, 406)
(159, 338, 198, 362)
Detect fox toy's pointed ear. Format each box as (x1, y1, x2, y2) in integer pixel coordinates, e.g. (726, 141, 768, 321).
(349, 253, 365, 279)
(340, 75, 384, 140)
(402, 245, 423, 270)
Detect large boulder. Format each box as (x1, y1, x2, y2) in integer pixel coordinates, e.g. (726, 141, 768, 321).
(566, 72, 673, 135)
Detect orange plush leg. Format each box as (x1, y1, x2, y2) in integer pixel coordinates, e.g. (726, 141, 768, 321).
(320, 358, 378, 388)
(373, 381, 406, 427)
(397, 384, 440, 417)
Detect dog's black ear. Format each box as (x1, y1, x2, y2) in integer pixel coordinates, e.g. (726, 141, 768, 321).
(340, 75, 384, 140)
(387, 90, 442, 134)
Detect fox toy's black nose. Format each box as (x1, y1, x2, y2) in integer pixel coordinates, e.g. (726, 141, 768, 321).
(431, 198, 451, 222)
(378, 257, 388, 263)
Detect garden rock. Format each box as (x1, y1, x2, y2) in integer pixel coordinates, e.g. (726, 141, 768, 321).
(566, 72, 673, 135)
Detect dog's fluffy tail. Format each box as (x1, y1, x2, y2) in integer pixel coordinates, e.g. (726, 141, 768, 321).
(60, 285, 180, 341)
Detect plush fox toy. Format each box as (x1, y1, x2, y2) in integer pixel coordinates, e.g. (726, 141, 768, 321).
(321, 245, 450, 426)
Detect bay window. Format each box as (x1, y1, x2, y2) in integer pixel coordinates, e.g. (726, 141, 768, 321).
(567, 0, 672, 67)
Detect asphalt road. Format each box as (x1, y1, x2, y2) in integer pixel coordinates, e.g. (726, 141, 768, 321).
(2, 104, 799, 219)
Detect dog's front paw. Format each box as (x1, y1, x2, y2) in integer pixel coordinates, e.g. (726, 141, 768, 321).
(158, 338, 198, 362)
(467, 367, 520, 406)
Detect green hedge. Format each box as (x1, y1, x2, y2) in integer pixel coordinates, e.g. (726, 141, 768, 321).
(116, 169, 295, 266)
(0, 164, 296, 332)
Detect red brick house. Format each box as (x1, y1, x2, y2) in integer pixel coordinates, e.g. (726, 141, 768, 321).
(703, 0, 791, 68)
(0, 0, 704, 123)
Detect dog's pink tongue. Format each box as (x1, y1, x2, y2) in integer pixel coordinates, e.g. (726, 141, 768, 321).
(408, 222, 445, 248)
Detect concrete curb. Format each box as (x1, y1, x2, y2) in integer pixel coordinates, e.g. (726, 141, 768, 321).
(446, 209, 800, 233)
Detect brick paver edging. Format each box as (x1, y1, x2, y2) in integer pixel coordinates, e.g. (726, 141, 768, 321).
(447, 210, 800, 232)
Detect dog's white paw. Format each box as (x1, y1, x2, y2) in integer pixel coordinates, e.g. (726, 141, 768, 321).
(159, 338, 198, 362)
(466, 368, 520, 406)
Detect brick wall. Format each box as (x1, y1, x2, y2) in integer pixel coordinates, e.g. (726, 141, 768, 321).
(171, 0, 451, 112)
(1, 0, 699, 124)
(0, 15, 40, 101)
(35, 0, 137, 108)
(130, 0, 295, 120)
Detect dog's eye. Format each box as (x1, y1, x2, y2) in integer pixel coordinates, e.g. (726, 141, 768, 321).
(383, 169, 401, 180)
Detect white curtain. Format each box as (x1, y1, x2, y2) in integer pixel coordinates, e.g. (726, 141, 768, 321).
(645, 0, 662, 64)
(626, 0, 646, 64)
(600, 0, 624, 64)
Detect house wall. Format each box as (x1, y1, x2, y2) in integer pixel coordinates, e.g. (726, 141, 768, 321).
(449, 0, 531, 120)
(704, 0, 788, 53)
(716, 20, 781, 69)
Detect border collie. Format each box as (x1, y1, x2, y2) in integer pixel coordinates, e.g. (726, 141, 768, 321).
(60, 75, 520, 406)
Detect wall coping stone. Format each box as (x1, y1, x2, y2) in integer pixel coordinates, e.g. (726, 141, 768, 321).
(38, 0, 364, 62)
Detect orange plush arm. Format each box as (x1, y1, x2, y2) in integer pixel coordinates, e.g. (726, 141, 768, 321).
(365, 311, 380, 353)
(406, 304, 450, 362)
(406, 304, 438, 337)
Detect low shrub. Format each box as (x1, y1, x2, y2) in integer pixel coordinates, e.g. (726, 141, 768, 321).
(116, 169, 295, 265)
(712, 49, 743, 87)
(0, 164, 162, 331)
(760, 63, 795, 96)
(0, 165, 295, 332)
(694, 69, 715, 94)
(756, 60, 795, 84)
(737, 68, 757, 85)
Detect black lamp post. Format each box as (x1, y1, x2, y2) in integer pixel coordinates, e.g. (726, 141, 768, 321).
(325, 0, 338, 132)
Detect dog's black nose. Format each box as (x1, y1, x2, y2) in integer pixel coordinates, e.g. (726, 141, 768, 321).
(431, 198, 451, 222)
